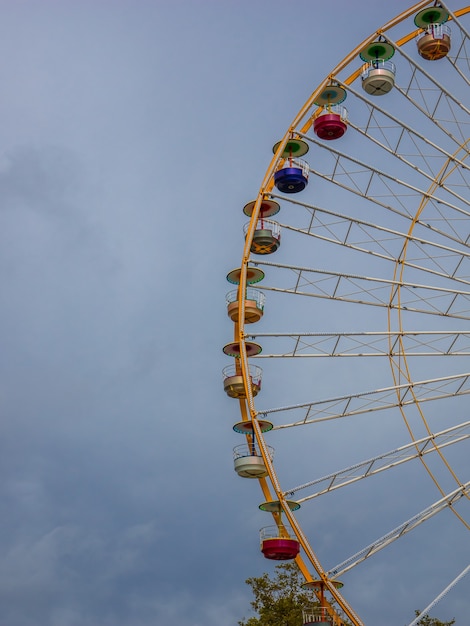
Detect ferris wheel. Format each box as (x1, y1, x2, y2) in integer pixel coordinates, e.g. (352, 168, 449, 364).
(223, 2, 470, 625)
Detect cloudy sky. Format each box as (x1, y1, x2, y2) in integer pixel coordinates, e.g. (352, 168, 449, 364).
(0, 1, 468, 625)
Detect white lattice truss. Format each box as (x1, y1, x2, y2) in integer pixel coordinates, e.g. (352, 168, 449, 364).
(327, 478, 470, 578)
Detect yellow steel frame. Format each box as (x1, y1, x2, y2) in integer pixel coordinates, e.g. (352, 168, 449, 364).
(233, 3, 470, 625)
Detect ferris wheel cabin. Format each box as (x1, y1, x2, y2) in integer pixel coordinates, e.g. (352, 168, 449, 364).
(222, 363, 263, 399)
(259, 501, 301, 560)
(301, 580, 344, 624)
(260, 525, 300, 560)
(414, 7, 451, 60)
(302, 606, 333, 625)
(245, 218, 281, 254)
(313, 107, 348, 140)
(226, 288, 265, 324)
(359, 41, 396, 95)
(273, 138, 309, 193)
(274, 162, 309, 193)
(313, 85, 349, 138)
(233, 442, 274, 478)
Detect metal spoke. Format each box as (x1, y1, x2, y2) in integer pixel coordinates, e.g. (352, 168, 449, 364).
(246, 331, 470, 358)
(253, 260, 470, 318)
(283, 422, 470, 500)
(259, 373, 470, 426)
(327, 481, 470, 578)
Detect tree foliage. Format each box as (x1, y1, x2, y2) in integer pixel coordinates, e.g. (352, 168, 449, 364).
(238, 562, 319, 626)
(238, 563, 456, 626)
(412, 610, 455, 626)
